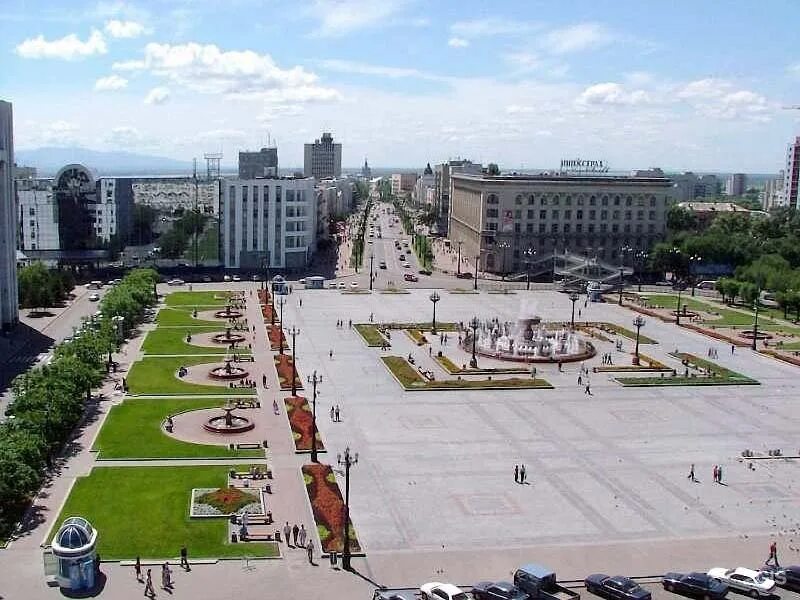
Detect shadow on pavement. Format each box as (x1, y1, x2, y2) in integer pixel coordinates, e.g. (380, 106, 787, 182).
(0, 323, 55, 394)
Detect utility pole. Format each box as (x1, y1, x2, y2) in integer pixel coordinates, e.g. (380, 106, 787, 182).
(337, 446, 359, 571)
(456, 240, 463, 275)
(369, 253, 374, 291)
(307, 370, 322, 463)
(289, 325, 300, 396)
(473, 255, 479, 291)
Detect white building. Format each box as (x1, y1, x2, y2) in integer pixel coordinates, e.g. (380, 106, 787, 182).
(132, 177, 219, 214)
(391, 172, 417, 196)
(725, 173, 747, 197)
(412, 163, 435, 208)
(0, 100, 18, 331)
(763, 173, 785, 210)
(303, 132, 342, 179)
(221, 176, 317, 270)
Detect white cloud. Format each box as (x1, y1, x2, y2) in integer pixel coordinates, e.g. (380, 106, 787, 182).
(503, 52, 541, 72)
(120, 42, 340, 103)
(450, 17, 540, 39)
(103, 125, 150, 146)
(320, 58, 441, 81)
(15, 29, 107, 60)
(257, 104, 305, 122)
(448, 37, 469, 48)
(577, 82, 651, 106)
(542, 22, 613, 54)
(677, 78, 727, 100)
(104, 19, 148, 38)
(306, 0, 409, 37)
(144, 87, 170, 105)
(94, 74, 128, 91)
(677, 78, 772, 122)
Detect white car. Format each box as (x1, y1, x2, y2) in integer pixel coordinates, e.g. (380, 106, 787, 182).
(167, 278, 185, 286)
(232, 275, 241, 282)
(707, 567, 775, 597)
(327, 281, 337, 289)
(337, 282, 346, 289)
(350, 281, 359, 289)
(88, 293, 100, 302)
(420, 582, 469, 600)
(223, 275, 232, 282)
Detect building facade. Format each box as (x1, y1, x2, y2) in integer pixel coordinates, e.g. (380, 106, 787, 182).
(785, 137, 800, 209)
(391, 172, 417, 196)
(634, 169, 718, 201)
(411, 163, 435, 208)
(220, 176, 316, 271)
(434, 159, 482, 235)
(131, 177, 219, 214)
(763, 172, 785, 210)
(0, 101, 18, 331)
(238, 147, 278, 179)
(361, 158, 371, 180)
(303, 132, 341, 179)
(725, 173, 747, 197)
(677, 201, 766, 230)
(448, 173, 673, 274)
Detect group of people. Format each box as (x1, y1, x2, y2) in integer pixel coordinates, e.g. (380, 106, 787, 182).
(135, 547, 190, 597)
(438, 333, 451, 345)
(334, 319, 350, 328)
(514, 464, 528, 484)
(706, 347, 720, 359)
(600, 353, 614, 365)
(282, 522, 315, 564)
(329, 405, 342, 422)
(228, 378, 257, 389)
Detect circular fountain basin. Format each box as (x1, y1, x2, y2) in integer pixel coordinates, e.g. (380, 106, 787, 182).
(208, 365, 250, 380)
(214, 309, 243, 319)
(467, 339, 596, 363)
(212, 332, 246, 344)
(739, 330, 772, 340)
(204, 414, 254, 434)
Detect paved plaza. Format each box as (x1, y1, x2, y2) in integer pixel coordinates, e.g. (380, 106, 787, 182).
(2, 284, 800, 600)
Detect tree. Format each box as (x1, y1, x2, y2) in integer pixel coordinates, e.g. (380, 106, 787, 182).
(487, 163, 500, 176)
(739, 281, 758, 306)
(131, 204, 157, 245)
(666, 205, 697, 232)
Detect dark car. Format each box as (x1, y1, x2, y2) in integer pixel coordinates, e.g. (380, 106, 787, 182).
(760, 565, 800, 591)
(373, 592, 416, 600)
(456, 272, 473, 279)
(662, 572, 728, 600)
(585, 575, 651, 600)
(473, 581, 530, 600)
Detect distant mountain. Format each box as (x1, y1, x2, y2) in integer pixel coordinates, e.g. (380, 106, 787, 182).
(14, 147, 194, 177)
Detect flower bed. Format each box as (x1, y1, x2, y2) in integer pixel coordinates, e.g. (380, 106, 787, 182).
(191, 486, 262, 517)
(273, 354, 303, 390)
(433, 354, 528, 375)
(284, 396, 325, 453)
(382, 356, 552, 390)
(761, 349, 800, 367)
(616, 352, 758, 386)
(580, 322, 657, 345)
(266, 324, 286, 351)
(257, 289, 271, 305)
(407, 329, 427, 346)
(302, 464, 361, 554)
(680, 322, 750, 346)
(354, 324, 389, 347)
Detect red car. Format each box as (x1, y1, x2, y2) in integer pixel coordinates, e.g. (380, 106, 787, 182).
(404, 273, 418, 282)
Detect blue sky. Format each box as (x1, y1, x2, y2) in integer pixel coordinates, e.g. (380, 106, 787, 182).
(2, 0, 799, 171)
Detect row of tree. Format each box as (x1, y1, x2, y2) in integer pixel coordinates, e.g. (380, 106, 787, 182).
(0, 268, 158, 540)
(18, 263, 76, 312)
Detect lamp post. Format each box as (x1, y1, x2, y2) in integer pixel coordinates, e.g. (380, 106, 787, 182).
(632, 315, 646, 365)
(618, 244, 631, 306)
(752, 290, 761, 351)
(524, 247, 536, 291)
(689, 254, 702, 296)
(262, 256, 269, 292)
(675, 283, 684, 326)
(306, 370, 322, 463)
(429, 291, 441, 335)
(337, 446, 359, 571)
(289, 326, 300, 396)
(569, 292, 579, 329)
(369, 252, 374, 291)
(277, 297, 286, 350)
(498, 240, 510, 281)
(456, 240, 463, 275)
(469, 316, 479, 368)
(473, 255, 479, 291)
(635, 250, 648, 292)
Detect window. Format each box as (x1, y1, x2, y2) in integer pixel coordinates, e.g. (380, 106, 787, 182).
(487, 222, 498, 231)
(486, 193, 499, 205)
(636, 224, 643, 233)
(487, 208, 499, 218)
(576, 223, 583, 233)
(601, 195, 609, 206)
(541, 196, 548, 206)
(648, 224, 655, 233)
(552, 195, 560, 205)
(28, 207, 34, 216)
(539, 223, 546, 233)
(624, 211, 631, 220)
(637, 210, 644, 220)
(649, 210, 656, 220)
(527, 209, 534, 219)
(650, 196, 656, 206)
(577, 210, 583, 220)
(600, 223, 607, 232)
(514, 223, 521, 233)
(539, 210, 546, 219)
(551, 223, 559, 233)
(624, 224, 631, 233)
(600, 210, 607, 220)
(563, 223, 571, 233)
(526, 223, 534, 233)
(637, 196, 645, 206)
(565, 195, 572, 205)
(29, 219, 35, 227)
(626, 195, 633, 206)
(614, 195, 621, 206)
(590, 195, 597, 206)
(564, 210, 571, 219)
(551, 210, 559, 220)
(577, 195, 585, 205)
(514, 209, 521, 219)
(612, 223, 619, 233)
(515, 194, 523, 205)
(527, 195, 535, 205)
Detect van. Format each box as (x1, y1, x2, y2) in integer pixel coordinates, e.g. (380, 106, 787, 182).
(696, 280, 717, 291)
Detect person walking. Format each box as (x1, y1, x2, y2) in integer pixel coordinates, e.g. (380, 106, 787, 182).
(292, 523, 299, 546)
(577, 374, 582, 386)
(134, 556, 142, 582)
(161, 562, 172, 590)
(179, 545, 190, 571)
(584, 383, 592, 396)
(273, 399, 279, 415)
(767, 541, 779, 566)
(731, 345, 735, 355)
(688, 463, 696, 482)
(520, 464, 527, 484)
(262, 374, 267, 388)
(144, 569, 155, 598)
(329, 349, 334, 359)
(335, 405, 341, 422)
(717, 464, 723, 484)
(307, 540, 314, 564)
(298, 524, 307, 548)
(712, 465, 718, 483)
(283, 521, 291, 546)
(299, 298, 303, 308)
(514, 464, 519, 483)
(330, 406, 335, 421)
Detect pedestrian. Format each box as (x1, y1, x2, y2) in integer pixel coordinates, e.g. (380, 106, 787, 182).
(180, 544, 189, 571)
(713, 465, 718, 483)
(578, 309, 582, 318)
(307, 540, 314, 564)
(262, 374, 267, 388)
(558, 361, 563, 372)
(134, 556, 142, 582)
(717, 464, 723, 484)
(577, 374, 582, 386)
(520, 464, 526, 484)
(144, 569, 155, 598)
(292, 523, 299, 546)
(688, 463, 696, 482)
(299, 524, 307, 548)
(731, 345, 735, 355)
(299, 298, 303, 308)
(283, 521, 292, 546)
(767, 541, 779, 566)
(329, 349, 333, 359)
(330, 406, 335, 421)
(272, 399, 279, 415)
(161, 562, 172, 590)
(584, 383, 592, 395)
(429, 347, 432, 356)
(514, 464, 519, 483)
(335, 405, 340, 422)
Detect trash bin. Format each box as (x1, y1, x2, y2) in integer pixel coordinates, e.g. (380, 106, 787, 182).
(231, 532, 238, 543)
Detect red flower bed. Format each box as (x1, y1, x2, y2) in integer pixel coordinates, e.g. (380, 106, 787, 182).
(283, 396, 325, 452)
(257, 289, 271, 305)
(273, 354, 303, 390)
(627, 304, 672, 322)
(680, 322, 750, 346)
(261, 304, 276, 322)
(761, 349, 800, 366)
(302, 463, 361, 554)
(266, 325, 286, 352)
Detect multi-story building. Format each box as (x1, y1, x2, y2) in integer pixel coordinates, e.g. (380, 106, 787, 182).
(448, 172, 674, 274)
(391, 172, 417, 196)
(17, 164, 133, 256)
(131, 177, 219, 214)
(317, 178, 353, 218)
(785, 137, 800, 209)
(763, 172, 785, 210)
(725, 173, 747, 197)
(434, 159, 482, 234)
(634, 169, 718, 201)
(220, 176, 316, 271)
(238, 147, 278, 179)
(303, 132, 341, 179)
(0, 101, 18, 332)
(12, 164, 36, 181)
(411, 163, 435, 208)
(361, 158, 371, 180)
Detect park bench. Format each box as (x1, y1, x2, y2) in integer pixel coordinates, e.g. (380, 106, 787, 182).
(239, 532, 275, 542)
(232, 513, 273, 526)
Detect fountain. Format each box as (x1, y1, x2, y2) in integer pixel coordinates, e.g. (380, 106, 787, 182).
(204, 405, 254, 434)
(465, 300, 596, 363)
(209, 358, 250, 380)
(214, 303, 243, 319)
(212, 327, 246, 345)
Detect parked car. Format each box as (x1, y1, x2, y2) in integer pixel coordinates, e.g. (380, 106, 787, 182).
(473, 580, 530, 600)
(337, 282, 347, 289)
(327, 281, 337, 289)
(379, 261, 387, 269)
(399, 255, 405, 261)
(232, 275, 241, 282)
(167, 278, 185, 286)
(202, 275, 212, 282)
(404, 273, 418, 282)
(662, 572, 728, 600)
(707, 567, 775, 597)
(88, 293, 100, 302)
(456, 272, 473, 279)
(350, 281, 359, 289)
(420, 582, 469, 600)
(585, 575, 651, 600)
(696, 280, 717, 291)
(223, 275, 232, 281)
(760, 565, 800, 591)
(514, 564, 581, 600)
(299, 278, 306, 285)
(419, 269, 432, 276)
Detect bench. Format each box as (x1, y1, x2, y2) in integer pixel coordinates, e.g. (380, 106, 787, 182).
(234, 442, 263, 450)
(230, 469, 271, 480)
(239, 532, 274, 542)
(233, 513, 273, 526)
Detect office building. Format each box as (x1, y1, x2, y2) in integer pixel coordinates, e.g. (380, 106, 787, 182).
(239, 147, 278, 179)
(785, 137, 800, 209)
(411, 163, 435, 208)
(303, 132, 341, 179)
(449, 172, 673, 274)
(763, 173, 785, 210)
(0, 101, 18, 331)
(725, 173, 747, 197)
(220, 176, 316, 270)
(634, 169, 718, 201)
(391, 172, 417, 196)
(361, 158, 371, 180)
(434, 159, 482, 234)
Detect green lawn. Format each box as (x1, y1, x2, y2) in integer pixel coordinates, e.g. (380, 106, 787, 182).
(583, 322, 657, 344)
(641, 294, 788, 330)
(433, 354, 529, 375)
(156, 307, 223, 327)
(382, 356, 552, 390)
(354, 324, 388, 347)
(617, 352, 758, 387)
(165, 291, 232, 307)
(142, 327, 251, 356)
(52, 466, 277, 559)
(127, 356, 256, 396)
(93, 398, 264, 459)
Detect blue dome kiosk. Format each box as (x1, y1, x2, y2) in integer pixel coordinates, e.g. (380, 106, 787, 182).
(51, 516, 98, 591)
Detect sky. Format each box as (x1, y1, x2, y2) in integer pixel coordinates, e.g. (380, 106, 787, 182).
(2, 0, 800, 172)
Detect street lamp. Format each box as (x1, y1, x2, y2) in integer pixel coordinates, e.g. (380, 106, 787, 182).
(262, 256, 270, 292)
(429, 291, 441, 334)
(569, 292, 579, 329)
(632, 315, 646, 365)
(307, 370, 322, 463)
(752, 288, 761, 351)
(277, 297, 286, 349)
(469, 316, 480, 368)
(369, 252, 375, 291)
(498, 240, 510, 281)
(289, 326, 300, 396)
(456, 240, 463, 275)
(675, 282, 685, 326)
(635, 250, 649, 292)
(473, 255, 479, 291)
(337, 446, 359, 571)
(524, 247, 536, 291)
(618, 244, 632, 306)
(689, 254, 702, 296)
